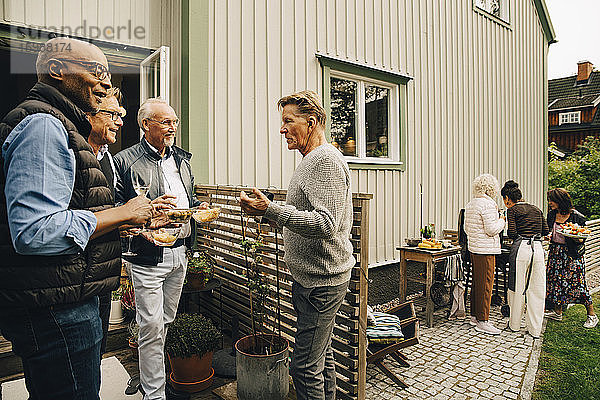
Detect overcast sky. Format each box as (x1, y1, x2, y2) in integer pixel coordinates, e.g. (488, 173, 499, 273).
(546, 0, 600, 79)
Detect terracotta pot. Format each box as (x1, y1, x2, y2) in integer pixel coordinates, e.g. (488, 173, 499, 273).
(168, 351, 214, 393)
(186, 273, 208, 290)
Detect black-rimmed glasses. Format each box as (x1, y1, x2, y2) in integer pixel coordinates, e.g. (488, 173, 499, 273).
(55, 58, 110, 81)
(95, 109, 125, 121)
(146, 118, 179, 128)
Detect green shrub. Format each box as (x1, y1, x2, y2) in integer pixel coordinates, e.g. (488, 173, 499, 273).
(165, 313, 221, 359)
(548, 137, 600, 219)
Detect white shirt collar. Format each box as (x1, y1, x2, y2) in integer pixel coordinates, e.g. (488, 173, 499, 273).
(144, 138, 171, 159)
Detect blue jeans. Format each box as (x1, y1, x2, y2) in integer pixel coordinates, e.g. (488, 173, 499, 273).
(291, 281, 349, 400)
(0, 296, 102, 400)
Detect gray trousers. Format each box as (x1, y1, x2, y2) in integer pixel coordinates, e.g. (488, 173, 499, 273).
(291, 280, 349, 400)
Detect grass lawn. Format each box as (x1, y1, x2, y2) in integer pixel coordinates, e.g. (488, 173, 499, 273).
(533, 292, 600, 400)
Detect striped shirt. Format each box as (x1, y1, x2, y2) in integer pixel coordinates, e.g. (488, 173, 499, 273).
(506, 202, 549, 239)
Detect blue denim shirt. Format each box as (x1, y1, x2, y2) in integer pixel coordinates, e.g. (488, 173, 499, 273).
(2, 113, 97, 255)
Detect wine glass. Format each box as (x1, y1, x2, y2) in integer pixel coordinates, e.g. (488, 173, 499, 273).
(132, 172, 152, 198)
(121, 227, 142, 257)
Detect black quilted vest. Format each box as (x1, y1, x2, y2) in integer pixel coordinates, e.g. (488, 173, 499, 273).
(0, 82, 121, 309)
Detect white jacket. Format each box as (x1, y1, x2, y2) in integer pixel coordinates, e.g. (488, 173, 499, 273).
(464, 195, 505, 255)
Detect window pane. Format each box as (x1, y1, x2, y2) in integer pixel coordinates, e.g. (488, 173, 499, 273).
(365, 84, 389, 158)
(330, 77, 357, 156)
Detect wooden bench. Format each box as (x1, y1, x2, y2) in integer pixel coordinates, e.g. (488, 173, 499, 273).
(367, 301, 419, 389)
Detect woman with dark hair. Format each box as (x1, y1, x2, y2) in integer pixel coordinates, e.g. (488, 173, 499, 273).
(545, 188, 597, 328)
(502, 181, 548, 338)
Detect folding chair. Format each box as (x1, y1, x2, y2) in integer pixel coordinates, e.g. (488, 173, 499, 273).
(367, 301, 419, 389)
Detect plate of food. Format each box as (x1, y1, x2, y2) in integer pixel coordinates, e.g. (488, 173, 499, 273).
(165, 209, 195, 224)
(193, 207, 221, 224)
(151, 227, 180, 247)
(557, 222, 591, 239)
(417, 238, 443, 250)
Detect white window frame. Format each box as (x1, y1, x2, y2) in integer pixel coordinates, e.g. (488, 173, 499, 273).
(474, 0, 510, 24)
(329, 70, 400, 164)
(559, 111, 581, 125)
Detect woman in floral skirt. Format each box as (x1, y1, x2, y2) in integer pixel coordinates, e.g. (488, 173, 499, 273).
(545, 188, 598, 328)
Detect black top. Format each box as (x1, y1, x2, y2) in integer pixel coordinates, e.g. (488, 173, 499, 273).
(507, 202, 549, 239)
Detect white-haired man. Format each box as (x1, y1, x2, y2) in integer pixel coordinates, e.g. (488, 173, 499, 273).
(114, 98, 207, 399)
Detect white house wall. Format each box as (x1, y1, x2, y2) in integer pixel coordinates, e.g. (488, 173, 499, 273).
(206, 0, 548, 266)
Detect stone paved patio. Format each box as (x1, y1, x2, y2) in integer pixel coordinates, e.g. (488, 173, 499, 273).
(366, 302, 540, 400)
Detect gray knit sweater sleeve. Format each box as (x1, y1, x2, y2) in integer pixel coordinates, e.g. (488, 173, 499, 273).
(265, 152, 348, 238)
(263, 144, 355, 288)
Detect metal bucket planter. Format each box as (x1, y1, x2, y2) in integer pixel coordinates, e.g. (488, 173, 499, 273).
(235, 334, 289, 400)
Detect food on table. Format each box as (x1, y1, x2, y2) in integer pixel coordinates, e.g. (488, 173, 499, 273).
(165, 209, 194, 224)
(418, 238, 443, 250)
(193, 207, 221, 223)
(152, 228, 178, 246)
(557, 222, 591, 238)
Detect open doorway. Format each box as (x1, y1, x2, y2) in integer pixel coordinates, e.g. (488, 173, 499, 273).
(0, 39, 149, 154)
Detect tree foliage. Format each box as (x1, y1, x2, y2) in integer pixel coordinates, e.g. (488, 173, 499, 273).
(548, 137, 600, 219)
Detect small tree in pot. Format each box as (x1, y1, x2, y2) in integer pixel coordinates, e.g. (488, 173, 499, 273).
(165, 313, 221, 393)
(185, 249, 215, 290)
(236, 214, 289, 400)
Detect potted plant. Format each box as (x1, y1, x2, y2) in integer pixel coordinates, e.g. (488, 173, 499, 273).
(165, 313, 221, 393)
(235, 216, 289, 400)
(127, 320, 139, 359)
(185, 249, 215, 290)
(109, 286, 125, 324)
(121, 279, 136, 320)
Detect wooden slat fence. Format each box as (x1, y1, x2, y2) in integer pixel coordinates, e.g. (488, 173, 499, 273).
(194, 185, 372, 400)
(586, 219, 600, 272)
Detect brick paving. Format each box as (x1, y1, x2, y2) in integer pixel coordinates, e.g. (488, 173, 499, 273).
(365, 302, 538, 400)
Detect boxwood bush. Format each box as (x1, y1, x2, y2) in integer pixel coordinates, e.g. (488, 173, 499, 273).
(165, 313, 221, 359)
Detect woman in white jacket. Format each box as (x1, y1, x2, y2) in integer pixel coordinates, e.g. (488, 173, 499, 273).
(464, 174, 506, 335)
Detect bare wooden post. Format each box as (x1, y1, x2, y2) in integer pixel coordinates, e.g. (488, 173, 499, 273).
(357, 198, 370, 400)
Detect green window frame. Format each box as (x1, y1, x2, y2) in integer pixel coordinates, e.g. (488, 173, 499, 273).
(317, 54, 411, 171)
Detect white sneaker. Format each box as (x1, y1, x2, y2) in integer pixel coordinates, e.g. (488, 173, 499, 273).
(584, 315, 599, 328)
(475, 321, 501, 335)
(469, 316, 477, 326)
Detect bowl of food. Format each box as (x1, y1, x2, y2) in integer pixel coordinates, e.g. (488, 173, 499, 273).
(152, 227, 180, 247)
(165, 209, 194, 224)
(193, 207, 221, 224)
(405, 238, 421, 247)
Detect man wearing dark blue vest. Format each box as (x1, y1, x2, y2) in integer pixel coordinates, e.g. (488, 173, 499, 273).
(0, 37, 153, 399)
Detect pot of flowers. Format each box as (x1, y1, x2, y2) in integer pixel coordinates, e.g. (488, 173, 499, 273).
(166, 313, 221, 393)
(185, 249, 215, 290)
(235, 216, 289, 400)
(127, 320, 139, 359)
(109, 286, 125, 324)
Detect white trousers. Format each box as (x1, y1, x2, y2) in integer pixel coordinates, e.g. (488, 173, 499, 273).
(129, 246, 187, 400)
(508, 240, 545, 337)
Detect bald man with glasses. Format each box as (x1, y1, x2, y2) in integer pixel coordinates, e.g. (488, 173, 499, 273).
(0, 38, 152, 398)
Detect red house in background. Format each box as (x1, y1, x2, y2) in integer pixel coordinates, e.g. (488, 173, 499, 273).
(548, 61, 600, 152)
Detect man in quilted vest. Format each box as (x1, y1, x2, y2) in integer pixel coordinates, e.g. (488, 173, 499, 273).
(0, 38, 152, 399)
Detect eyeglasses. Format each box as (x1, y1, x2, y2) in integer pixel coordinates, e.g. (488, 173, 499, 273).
(95, 109, 125, 121)
(54, 58, 110, 81)
(146, 118, 179, 128)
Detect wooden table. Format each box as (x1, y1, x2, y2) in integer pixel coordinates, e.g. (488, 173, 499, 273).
(397, 245, 462, 327)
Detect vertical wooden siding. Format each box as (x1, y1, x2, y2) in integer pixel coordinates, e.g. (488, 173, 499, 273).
(205, 0, 549, 266)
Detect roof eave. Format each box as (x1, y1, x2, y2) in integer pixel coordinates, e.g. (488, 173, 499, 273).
(533, 0, 557, 44)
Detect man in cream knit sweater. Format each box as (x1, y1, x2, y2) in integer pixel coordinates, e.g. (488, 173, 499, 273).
(240, 91, 354, 400)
